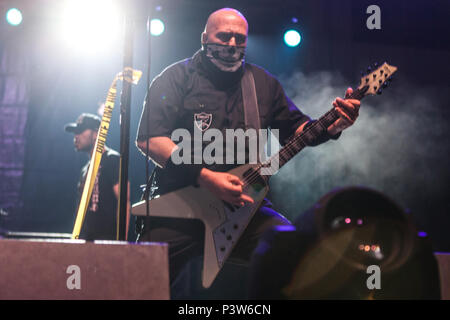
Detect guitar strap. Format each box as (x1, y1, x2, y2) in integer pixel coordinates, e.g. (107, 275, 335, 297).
(241, 66, 264, 161)
(241, 66, 260, 132)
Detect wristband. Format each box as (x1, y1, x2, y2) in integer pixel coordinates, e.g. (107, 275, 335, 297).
(165, 158, 204, 186)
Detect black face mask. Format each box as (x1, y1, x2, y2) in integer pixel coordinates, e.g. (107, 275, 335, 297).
(203, 43, 246, 72)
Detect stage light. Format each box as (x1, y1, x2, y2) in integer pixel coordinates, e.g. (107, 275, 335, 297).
(6, 8, 22, 26)
(150, 19, 165, 36)
(61, 0, 121, 53)
(249, 186, 441, 299)
(283, 29, 301, 47)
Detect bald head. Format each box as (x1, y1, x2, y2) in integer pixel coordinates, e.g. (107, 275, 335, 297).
(202, 8, 248, 47)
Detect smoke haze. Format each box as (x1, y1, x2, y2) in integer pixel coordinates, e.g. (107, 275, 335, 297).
(269, 70, 450, 249)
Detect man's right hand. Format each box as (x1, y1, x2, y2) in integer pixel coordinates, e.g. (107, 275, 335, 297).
(197, 168, 254, 207)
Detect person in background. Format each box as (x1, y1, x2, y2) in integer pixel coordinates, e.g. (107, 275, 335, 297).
(65, 113, 129, 240)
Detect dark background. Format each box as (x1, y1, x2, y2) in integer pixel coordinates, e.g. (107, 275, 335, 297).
(0, 0, 449, 249)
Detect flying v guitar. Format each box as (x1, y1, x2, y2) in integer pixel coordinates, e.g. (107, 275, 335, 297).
(132, 62, 398, 288)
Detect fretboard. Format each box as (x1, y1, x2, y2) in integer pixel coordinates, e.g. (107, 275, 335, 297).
(256, 87, 367, 178)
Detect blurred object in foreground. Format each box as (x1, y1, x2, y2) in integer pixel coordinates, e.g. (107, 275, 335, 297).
(249, 186, 441, 299)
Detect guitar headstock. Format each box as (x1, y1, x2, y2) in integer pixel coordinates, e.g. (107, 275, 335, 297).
(357, 62, 398, 97)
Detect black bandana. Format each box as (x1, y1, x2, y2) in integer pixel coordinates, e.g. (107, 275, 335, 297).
(203, 43, 246, 72)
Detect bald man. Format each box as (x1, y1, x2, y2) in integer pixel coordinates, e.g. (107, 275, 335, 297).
(136, 8, 360, 298)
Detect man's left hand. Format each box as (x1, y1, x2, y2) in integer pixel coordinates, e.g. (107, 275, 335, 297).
(327, 87, 360, 136)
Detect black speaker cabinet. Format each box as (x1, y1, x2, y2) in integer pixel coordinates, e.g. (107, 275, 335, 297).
(0, 239, 169, 299)
(435, 253, 450, 300)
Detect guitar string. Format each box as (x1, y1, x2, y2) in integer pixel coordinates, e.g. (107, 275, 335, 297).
(241, 112, 332, 187)
(261, 88, 365, 177)
(242, 87, 367, 186)
(241, 108, 336, 187)
(242, 71, 391, 185)
(240, 89, 365, 188)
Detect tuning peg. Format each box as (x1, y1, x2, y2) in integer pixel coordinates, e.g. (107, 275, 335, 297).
(382, 82, 388, 88)
(367, 66, 372, 73)
(388, 76, 394, 81)
(377, 89, 382, 95)
(373, 62, 379, 68)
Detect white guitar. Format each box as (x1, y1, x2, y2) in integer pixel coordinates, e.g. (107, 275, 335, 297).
(132, 62, 398, 288)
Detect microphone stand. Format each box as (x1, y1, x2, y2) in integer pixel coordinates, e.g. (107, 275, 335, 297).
(144, 5, 153, 222)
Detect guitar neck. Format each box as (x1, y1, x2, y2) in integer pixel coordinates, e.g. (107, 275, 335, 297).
(258, 87, 367, 177)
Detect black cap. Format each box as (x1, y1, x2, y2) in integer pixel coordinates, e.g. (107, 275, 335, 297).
(64, 113, 101, 134)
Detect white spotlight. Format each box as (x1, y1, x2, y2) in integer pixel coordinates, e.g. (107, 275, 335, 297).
(6, 8, 23, 26)
(150, 19, 165, 36)
(61, 0, 121, 53)
(284, 29, 302, 47)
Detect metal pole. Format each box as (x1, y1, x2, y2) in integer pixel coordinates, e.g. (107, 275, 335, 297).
(117, 12, 134, 241)
(145, 5, 153, 219)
